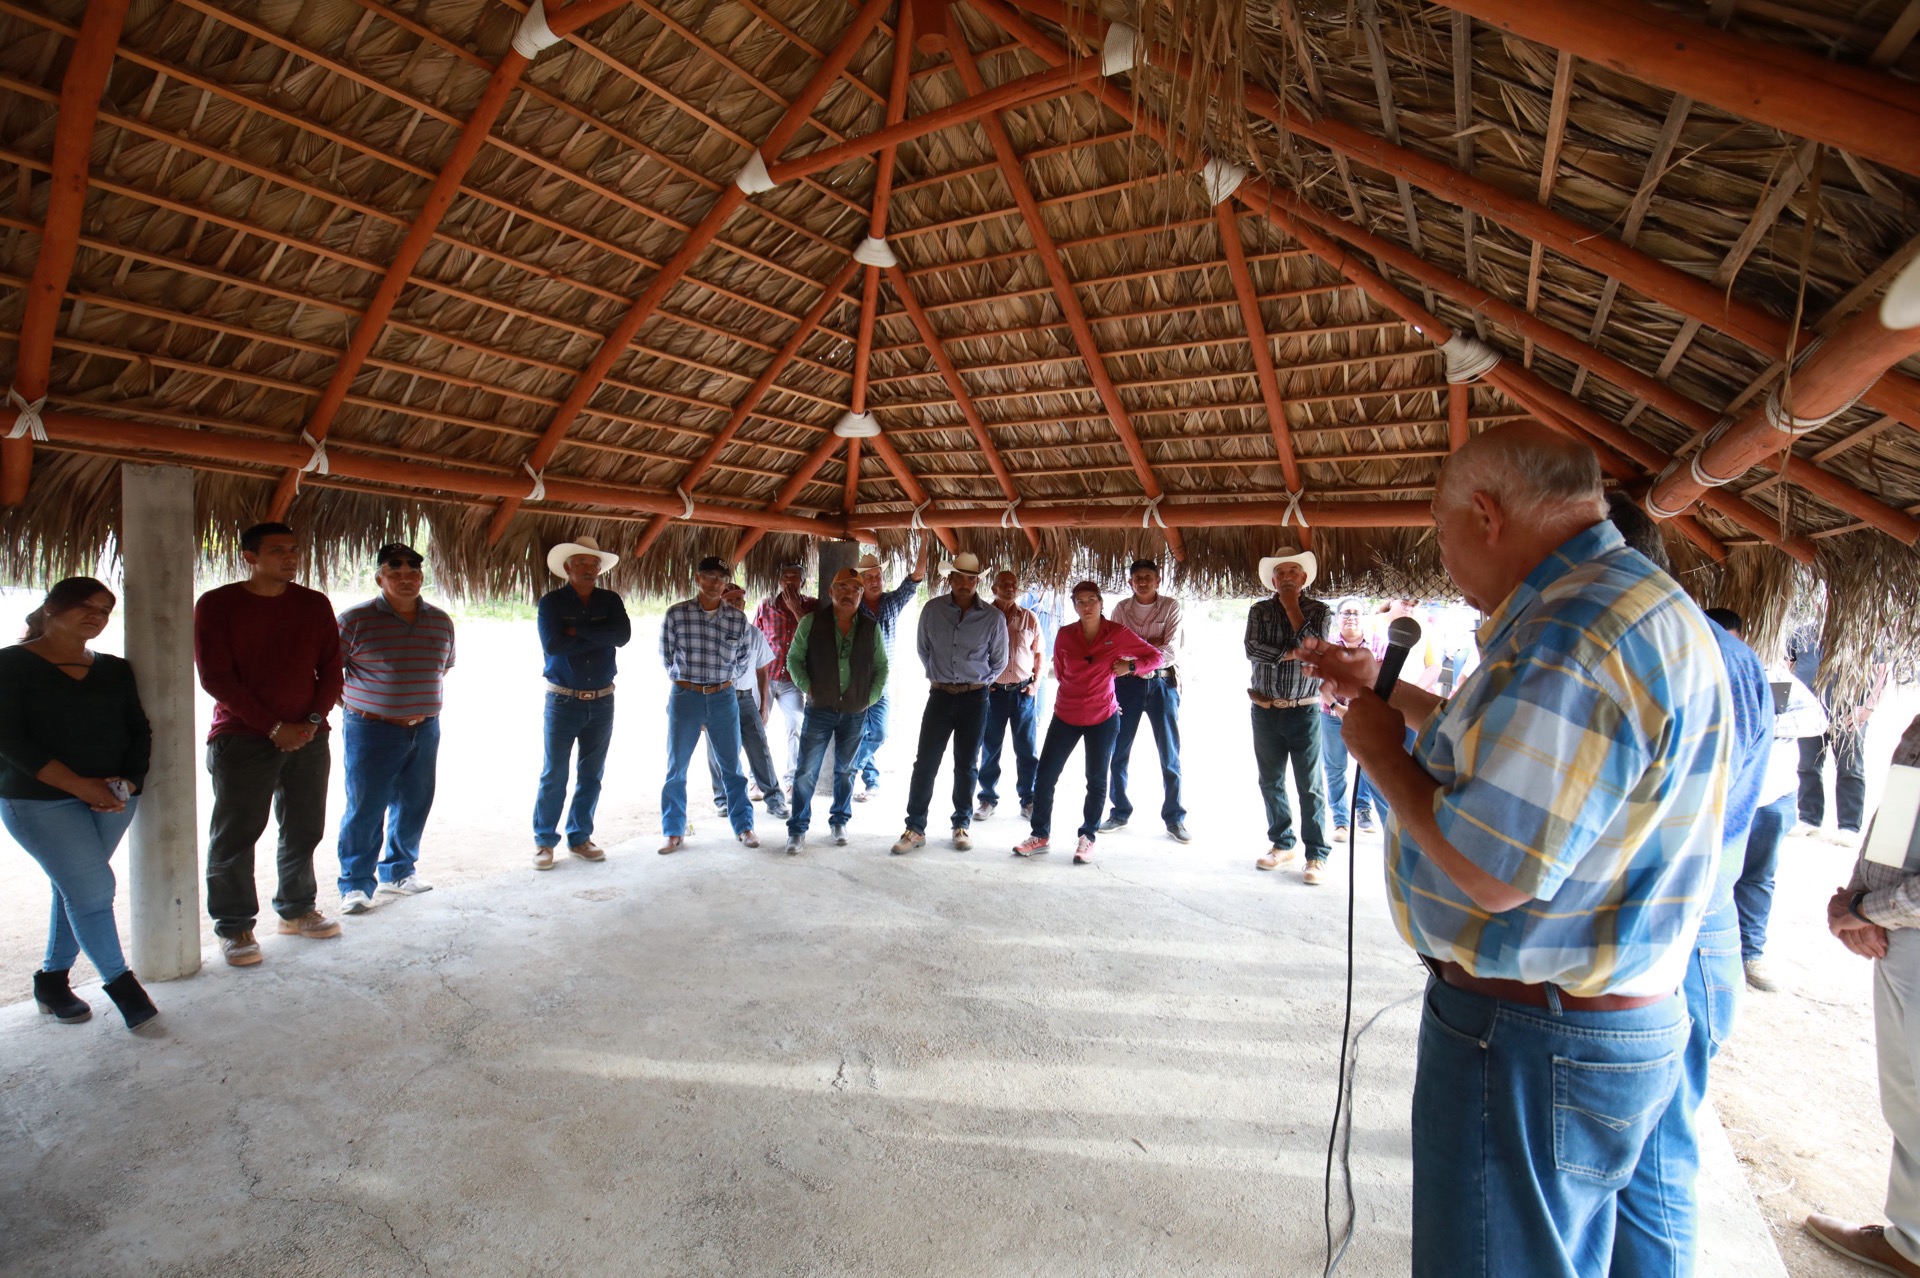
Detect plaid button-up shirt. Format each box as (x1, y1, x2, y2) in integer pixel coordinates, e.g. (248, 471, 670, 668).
(1849, 714, 1920, 928)
(753, 593, 817, 685)
(1386, 523, 1732, 998)
(661, 598, 753, 687)
(1244, 595, 1329, 701)
(859, 575, 920, 650)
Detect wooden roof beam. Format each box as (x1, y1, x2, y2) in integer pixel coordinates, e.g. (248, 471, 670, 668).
(1213, 203, 1302, 491)
(858, 497, 1433, 530)
(485, 0, 893, 543)
(1, 0, 130, 506)
(730, 430, 857, 563)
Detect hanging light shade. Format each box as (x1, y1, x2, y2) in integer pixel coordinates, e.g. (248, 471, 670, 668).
(833, 411, 880, 438)
(1881, 252, 1920, 331)
(1440, 332, 1503, 384)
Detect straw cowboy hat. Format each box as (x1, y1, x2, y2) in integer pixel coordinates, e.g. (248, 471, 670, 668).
(938, 551, 991, 577)
(1257, 549, 1317, 590)
(855, 552, 883, 571)
(546, 534, 620, 578)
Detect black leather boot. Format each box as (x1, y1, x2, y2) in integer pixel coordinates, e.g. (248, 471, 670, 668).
(32, 969, 90, 1022)
(102, 970, 158, 1031)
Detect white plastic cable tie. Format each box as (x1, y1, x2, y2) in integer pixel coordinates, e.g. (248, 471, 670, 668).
(523, 462, 546, 503)
(298, 429, 329, 475)
(1280, 489, 1309, 528)
(1140, 494, 1166, 529)
(511, 0, 563, 58)
(1687, 452, 1739, 490)
(1000, 497, 1022, 530)
(1101, 21, 1144, 76)
(909, 499, 930, 531)
(733, 150, 777, 195)
(853, 236, 897, 268)
(4, 389, 47, 442)
(1764, 384, 1862, 436)
(1199, 157, 1249, 206)
(676, 485, 695, 520)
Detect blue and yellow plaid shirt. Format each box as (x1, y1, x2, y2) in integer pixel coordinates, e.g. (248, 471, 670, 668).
(1386, 522, 1731, 998)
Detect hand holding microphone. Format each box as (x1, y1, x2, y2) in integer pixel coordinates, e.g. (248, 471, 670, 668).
(1343, 616, 1424, 770)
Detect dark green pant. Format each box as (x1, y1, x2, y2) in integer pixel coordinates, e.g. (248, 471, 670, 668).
(205, 732, 331, 936)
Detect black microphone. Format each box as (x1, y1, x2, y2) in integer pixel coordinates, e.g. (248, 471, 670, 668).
(1372, 616, 1424, 699)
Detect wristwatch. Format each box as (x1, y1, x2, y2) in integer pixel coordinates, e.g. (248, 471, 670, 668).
(1126, 658, 1137, 674)
(1850, 889, 1871, 922)
(305, 713, 323, 726)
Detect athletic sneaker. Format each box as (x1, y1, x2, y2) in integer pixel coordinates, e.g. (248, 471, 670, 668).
(973, 801, 996, 821)
(377, 877, 432, 896)
(785, 834, 804, 857)
(831, 823, 849, 846)
(1012, 835, 1050, 857)
(1073, 835, 1095, 864)
(340, 891, 374, 915)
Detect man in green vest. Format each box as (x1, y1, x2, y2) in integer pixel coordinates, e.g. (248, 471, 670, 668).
(784, 568, 889, 855)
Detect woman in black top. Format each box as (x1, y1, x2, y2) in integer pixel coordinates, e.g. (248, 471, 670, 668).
(0, 577, 158, 1030)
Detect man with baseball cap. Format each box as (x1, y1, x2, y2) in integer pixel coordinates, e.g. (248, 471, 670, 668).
(850, 540, 930, 802)
(706, 581, 788, 822)
(334, 544, 456, 914)
(531, 533, 629, 871)
(753, 560, 819, 795)
(891, 551, 1008, 855)
(660, 556, 759, 854)
(1246, 548, 1333, 883)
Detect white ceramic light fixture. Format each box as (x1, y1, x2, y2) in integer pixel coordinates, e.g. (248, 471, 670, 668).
(833, 412, 880, 438)
(1440, 332, 1503, 383)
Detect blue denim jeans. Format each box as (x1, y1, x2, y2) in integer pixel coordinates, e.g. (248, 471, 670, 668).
(852, 691, 889, 788)
(1108, 675, 1185, 825)
(1735, 793, 1795, 961)
(1612, 898, 1739, 1278)
(1319, 707, 1381, 823)
(1251, 704, 1329, 860)
(1030, 713, 1122, 842)
(709, 690, 781, 810)
(904, 688, 989, 834)
(337, 713, 441, 895)
(533, 691, 615, 848)
(2, 795, 137, 981)
(977, 684, 1038, 808)
(786, 706, 865, 836)
(1413, 976, 1689, 1278)
(664, 685, 751, 838)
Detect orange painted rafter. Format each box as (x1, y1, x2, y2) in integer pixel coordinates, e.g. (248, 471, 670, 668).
(1214, 202, 1303, 492)
(943, 16, 1182, 559)
(731, 430, 856, 563)
(1448, 383, 1471, 453)
(485, 0, 893, 544)
(0, 0, 130, 506)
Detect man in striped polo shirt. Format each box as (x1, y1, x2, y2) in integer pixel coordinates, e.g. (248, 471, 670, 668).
(334, 544, 457, 915)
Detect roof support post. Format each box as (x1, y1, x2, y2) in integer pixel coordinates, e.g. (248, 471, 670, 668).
(486, 0, 893, 543)
(2, 0, 131, 507)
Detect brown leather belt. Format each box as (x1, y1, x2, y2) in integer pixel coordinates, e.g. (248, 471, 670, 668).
(1429, 958, 1672, 1012)
(350, 707, 433, 728)
(930, 682, 986, 694)
(1249, 691, 1319, 710)
(548, 682, 614, 700)
(673, 680, 731, 694)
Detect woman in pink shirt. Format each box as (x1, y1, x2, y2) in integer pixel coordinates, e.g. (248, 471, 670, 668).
(1014, 581, 1163, 863)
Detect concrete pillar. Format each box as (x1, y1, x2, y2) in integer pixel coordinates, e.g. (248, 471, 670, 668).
(816, 540, 858, 599)
(121, 465, 201, 980)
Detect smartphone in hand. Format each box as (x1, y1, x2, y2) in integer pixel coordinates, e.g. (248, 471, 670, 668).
(106, 779, 132, 802)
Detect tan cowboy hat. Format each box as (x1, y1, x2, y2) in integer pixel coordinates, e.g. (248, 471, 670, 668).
(546, 534, 620, 579)
(1257, 549, 1317, 590)
(938, 551, 991, 578)
(855, 552, 883, 571)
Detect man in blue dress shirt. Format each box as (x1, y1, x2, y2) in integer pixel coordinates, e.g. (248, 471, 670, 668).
(532, 534, 630, 871)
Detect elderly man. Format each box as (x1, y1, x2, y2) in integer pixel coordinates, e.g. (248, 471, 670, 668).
(784, 568, 888, 855)
(753, 560, 818, 793)
(1303, 421, 1731, 1278)
(851, 540, 929, 802)
(891, 552, 1008, 855)
(334, 544, 456, 915)
(707, 582, 788, 823)
(974, 567, 1044, 823)
(532, 534, 629, 871)
(1246, 548, 1332, 883)
(661, 556, 758, 854)
(1104, 558, 1189, 843)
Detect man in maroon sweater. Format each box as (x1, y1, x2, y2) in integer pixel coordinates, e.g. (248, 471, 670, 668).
(193, 522, 345, 966)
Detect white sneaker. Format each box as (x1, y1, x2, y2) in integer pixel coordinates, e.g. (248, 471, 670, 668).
(973, 801, 996, 821)
(831, 824, 848, 846)
(785, 834, 804, 857)
(377, 876, 432, 896)
(340, 890, 374, 915)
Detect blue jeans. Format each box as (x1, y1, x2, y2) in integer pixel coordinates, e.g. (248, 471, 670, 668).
(1251, 704, 1329, 860)
(1108, 675, 1185, 825)
(2, 795, 137, 981)
(1030, 713, 1122, 842)
(1319, 708, 1381, 823)
(977, 684, 1038, 808)
(852, 691, 889, 788)
(786, 706, 865, 836)
(664, 685, 751, 838)
(336, 713, 441, 895)
(904, 688, 989, 834)
(1612, 899, 1739, 1278)
(1413, 976, 1689, 1278)
(709, 690, 781, 810)
(1735, 793, 1794, 961)
(533, 691, 615, 848)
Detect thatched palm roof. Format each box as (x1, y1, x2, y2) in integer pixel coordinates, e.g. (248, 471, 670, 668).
(2, 0, 1918, 679)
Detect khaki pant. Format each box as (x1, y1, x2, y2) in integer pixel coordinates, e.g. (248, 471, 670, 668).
(1879, 927, 1920, 1265)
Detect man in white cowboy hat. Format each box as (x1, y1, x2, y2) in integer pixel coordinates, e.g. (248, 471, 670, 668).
(850, 539, 930, 802)
(531, 533, 629, 871)
(1245, 548, 1334, 883)
(890, 550, 1007, 855)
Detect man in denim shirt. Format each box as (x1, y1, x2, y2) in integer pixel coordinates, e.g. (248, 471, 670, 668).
(531, 534, 629, 871)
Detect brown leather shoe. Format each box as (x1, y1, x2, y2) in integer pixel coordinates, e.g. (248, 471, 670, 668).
(1257, 845, 1299, 872)
(658, 835, 685, 855)
(569, 840, 606, 862)
(276, 911, 341, 940)
(220, 931, 262, 966)
(1805, 1215, 1920, 1276)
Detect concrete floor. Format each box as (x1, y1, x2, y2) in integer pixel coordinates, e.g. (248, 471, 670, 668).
(1, 817, 1782, 1277)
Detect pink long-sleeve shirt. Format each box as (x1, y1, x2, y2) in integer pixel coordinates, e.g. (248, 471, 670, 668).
(1051, 619, 1163, 726)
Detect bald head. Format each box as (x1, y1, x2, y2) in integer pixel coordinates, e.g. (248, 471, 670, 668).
(1436, 420, 1606, 530)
